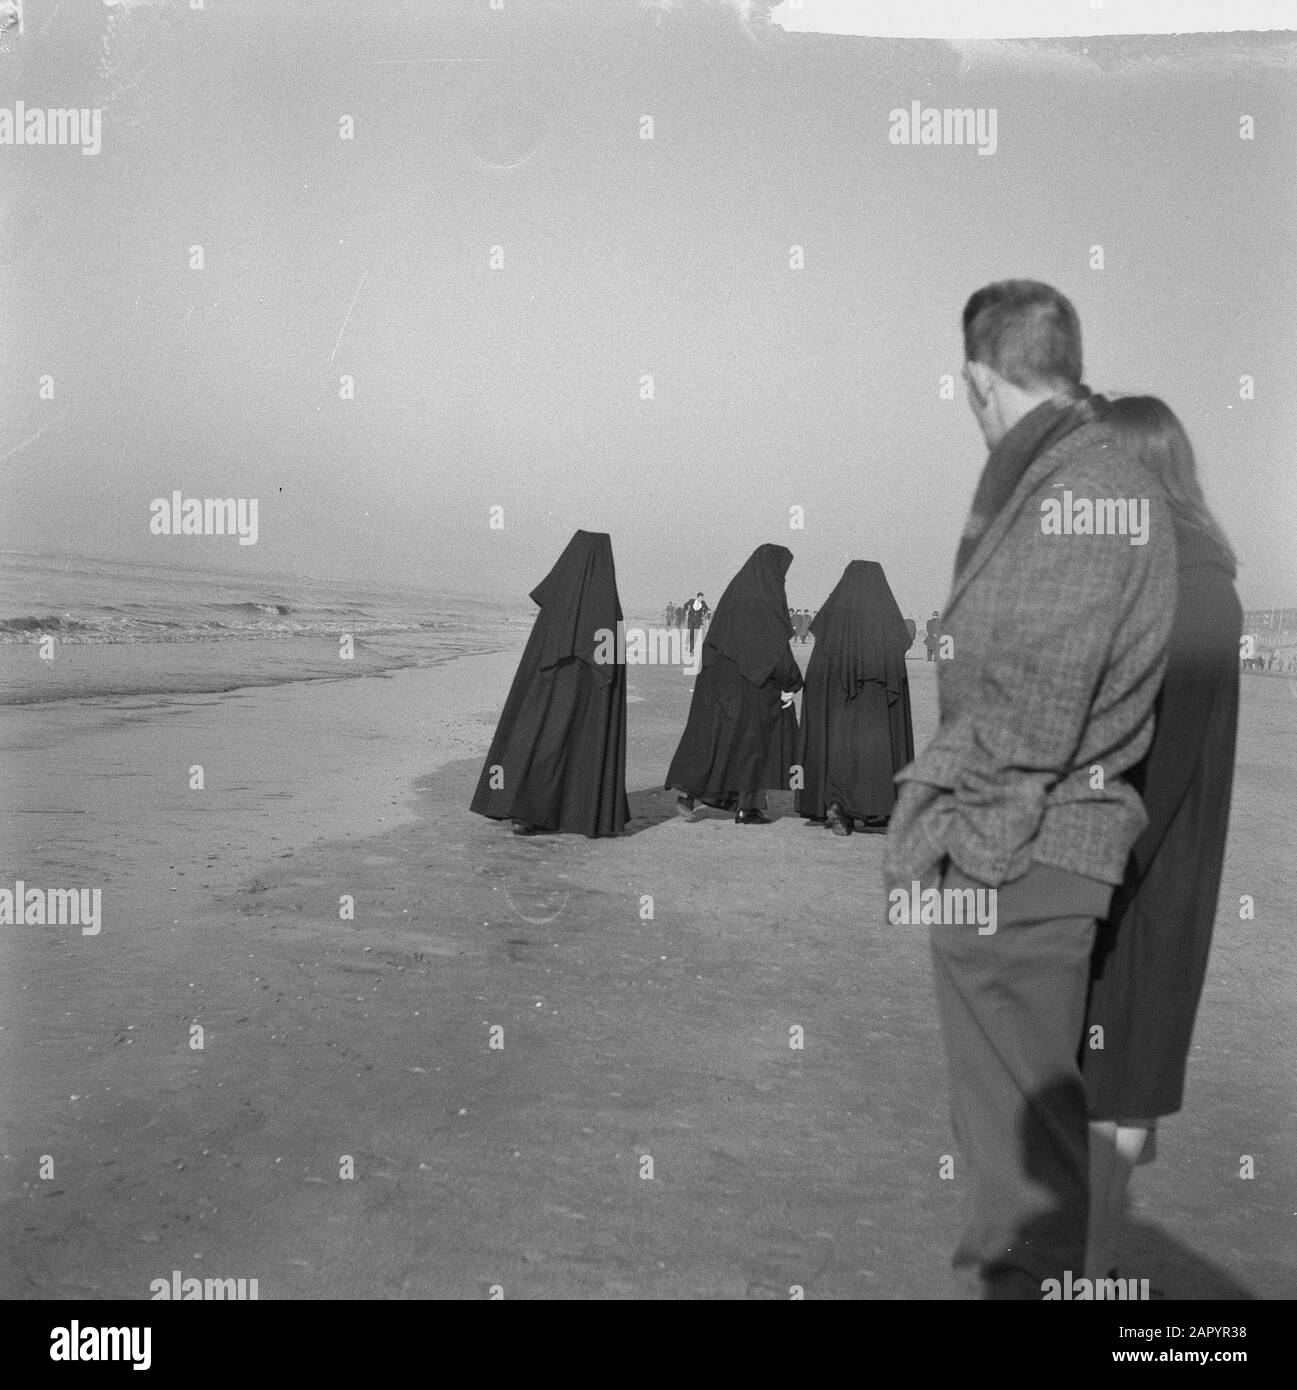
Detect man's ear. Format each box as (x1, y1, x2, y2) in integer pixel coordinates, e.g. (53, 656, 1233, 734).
(965, 361, 992, 408)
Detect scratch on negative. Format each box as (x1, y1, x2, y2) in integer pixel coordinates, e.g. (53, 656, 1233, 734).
(0, 412, 66, 465)
(330, 269, 369, 363)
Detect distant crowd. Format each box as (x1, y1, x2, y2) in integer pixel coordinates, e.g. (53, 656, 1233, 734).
(667, 599, 823, 646)
(1240, 648, 1295, 673)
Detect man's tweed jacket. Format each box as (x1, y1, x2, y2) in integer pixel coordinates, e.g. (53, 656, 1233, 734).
(886, 418, 1178, 890)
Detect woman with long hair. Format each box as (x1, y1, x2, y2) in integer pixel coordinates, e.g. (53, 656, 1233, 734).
(1079, 397, 1241, 1278)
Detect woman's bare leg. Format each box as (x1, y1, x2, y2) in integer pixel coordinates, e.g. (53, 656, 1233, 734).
(1087, 1120, 1152, 1277)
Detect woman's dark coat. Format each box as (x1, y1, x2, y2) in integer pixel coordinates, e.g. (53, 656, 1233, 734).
(1081, 523, 1242, 1118)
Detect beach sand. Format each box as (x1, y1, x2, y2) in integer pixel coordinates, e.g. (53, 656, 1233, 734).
(1, 642, 1293, 1299)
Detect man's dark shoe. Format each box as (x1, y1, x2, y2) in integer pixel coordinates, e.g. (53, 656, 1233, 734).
(734, 808, 772, 825)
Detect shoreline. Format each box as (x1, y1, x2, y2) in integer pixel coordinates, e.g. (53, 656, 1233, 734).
(0, 631, 524, 709)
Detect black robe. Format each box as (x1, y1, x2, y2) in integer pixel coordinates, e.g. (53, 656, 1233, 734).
(665, 544, 802, 804)
(1081, 524, 1242, 1118)
(470, 530, 629, 836)
(795, 560, 915, 822)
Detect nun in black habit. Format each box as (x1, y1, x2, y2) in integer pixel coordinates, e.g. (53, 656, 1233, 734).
(470, 530, 629, 837)
(794, 560, 914, 834)
(665, 544, 801, 825)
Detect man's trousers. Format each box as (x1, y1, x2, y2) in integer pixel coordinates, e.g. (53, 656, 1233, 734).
(929, 911, 1099, 1294)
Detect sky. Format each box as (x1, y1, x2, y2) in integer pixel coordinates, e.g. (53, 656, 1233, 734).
(1, 0, 1294, 620)
(768, 0, 1297, 41)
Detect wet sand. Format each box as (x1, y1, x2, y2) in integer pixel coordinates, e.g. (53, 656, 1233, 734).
(2, 643, 1294, 1299)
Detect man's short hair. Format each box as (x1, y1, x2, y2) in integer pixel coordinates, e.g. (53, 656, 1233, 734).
(963, 280, 1082, 390)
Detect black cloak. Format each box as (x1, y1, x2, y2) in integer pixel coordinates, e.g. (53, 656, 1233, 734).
(794, 560, 915, 822)
(470, 530, 629, 836)
(1081, 523, 1242, 1118)
(665, 544, 802, 802)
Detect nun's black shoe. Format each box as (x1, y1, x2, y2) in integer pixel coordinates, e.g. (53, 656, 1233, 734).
(825, 803, 852, 836)
(511, 820, 540, 836)
(734, 809, 772, 825)
(857, 816, 889, 835)
(675, 793, 696, 817)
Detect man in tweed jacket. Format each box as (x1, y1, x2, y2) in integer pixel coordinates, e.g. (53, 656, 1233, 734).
(885, 281, 1177, 1297)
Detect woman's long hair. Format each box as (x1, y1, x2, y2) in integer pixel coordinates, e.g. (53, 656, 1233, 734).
(1103, 395, 1238, 572)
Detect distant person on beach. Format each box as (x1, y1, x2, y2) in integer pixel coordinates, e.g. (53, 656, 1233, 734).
(885, 280, 1177, 1299)
(794, 609, 811, 644)
(667, 545, 801, 825)
(470, 530, 629, 837)
(924, 611, 941, 660)
(1079, 397, 1241, 1280)
(665, 602, 677, 627)
(795, 561, 914, 836)
(683, 592, 709, 655)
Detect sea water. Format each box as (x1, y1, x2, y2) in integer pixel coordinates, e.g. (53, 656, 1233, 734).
(0, 550, 530, 706)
